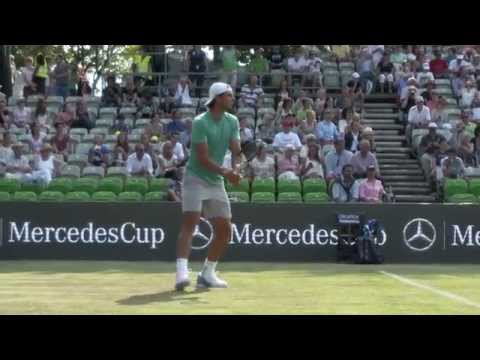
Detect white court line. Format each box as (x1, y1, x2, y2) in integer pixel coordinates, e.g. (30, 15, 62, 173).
(380, 271, 480, 310)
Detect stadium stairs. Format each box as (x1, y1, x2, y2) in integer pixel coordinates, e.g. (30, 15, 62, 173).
(363, 94, 437, 203)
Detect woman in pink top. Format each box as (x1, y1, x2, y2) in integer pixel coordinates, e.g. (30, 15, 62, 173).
(359, 165, 385, 203)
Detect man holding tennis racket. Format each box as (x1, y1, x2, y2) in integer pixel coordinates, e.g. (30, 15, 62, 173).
(175, 82, 242, 291)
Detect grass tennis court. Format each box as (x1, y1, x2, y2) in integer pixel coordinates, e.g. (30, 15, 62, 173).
(1, 261, 480, 314)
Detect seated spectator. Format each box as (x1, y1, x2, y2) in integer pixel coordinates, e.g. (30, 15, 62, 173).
(441, 148, 466, 179)
(0, 133, 13, 168)
(248, 141, 276, 180)
(287, 48, 307, 86)
(11, 98, 31, 130)
(127, 143, 153, 178)
(453, 110, 476, 148)
(416, 63, 435, 87)
(138, 90, 159, 118)
(299, 109, 317, 138)
(452, 70, 466, 100)
(361, 126, 376, 153)
(88, 135, 110, 168)
(331, 164, 360, 203)
(239, 117, 254, 145)
(71, 100, 93, 130)
(430, 51, 449, 78)
(222, 149, 248, 177)
(179, 118, 192, 151)
(257, 113, 277, 144)
(102, 75, 122, 107)
(4, 143, 32, 181)
(167, 167, 184, 202)
(419, 122, 446, 157)
(27, 124, 46, 154)
(294, 97, 314, 123)
(300, 143, 324, 179)
(391, 45, 408, 72)
(458, 134, 476, 167)
(421, 80, 436, 104)
(377, 53, 395, 93)
(111, 114, 131, 134)
(305, 50, 323, 88)
(471, 93, 480, 121)
(240, 75, 264, 109)
(166, 111, 186, 135)
(331, 45, 352, 61)
(275, 97, 294, 125)
(274, 79, 290, 109)
(50, 124, 73, 161)
(429, 97, 450, 130)
(277, 144, 301, 180)
(23, 144, 60, 185)
(0, 99, 11, 130)
(32, 98, 49, 133)
(359, 165, 386, 203)
(400, 77, 419, 102)
(165, 132, 185, 165)
(449, 54, 470, 76)
(313, 88, 332, 118)
(248, 47, 269, 77)
(139, 133, 157, 167)
(350, 140, 380, 179)
(156, 140, 179, 178)
(122, 77, 139, 107)
(407, 97, 431, 144)
(471, 124, 480, 166)
(315, 109, 339, 153)
(273, 117, 302, 152)
(112, 132, 130, 167)
(174, 75, 193, 107)
(55, 102, 76, 129)
(21, 56, 36, 98)
(268, 45, 286, 71)
(340, 78, 365, 113)
(421, 144, 440, 185)
(325, 136, 354, 181)
(344, 119, 362, 153)
(461, 80, 477, 109)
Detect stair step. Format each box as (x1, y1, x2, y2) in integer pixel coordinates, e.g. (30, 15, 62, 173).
(364, 119, 398, 125)
(374, 135, 407, 141)
(363, 113, 399, 120)
(376, 147, 411, 153)
(367, 124, 404, 130)
(384, 181, 430, 187)
(363, 103, 397, 109)
(381, 169, 424, 176)
(375, 141, 404, 147)
(383, 175, 426, 181)
(374, 130, 401, 135)
(394, 194, 437, 203)
(380, 164, 420, 169)
(390, 187, 433, 195)
(365, 94, 397, 102)
(364, 108, 395, 114)
(376, 153, 411, 159)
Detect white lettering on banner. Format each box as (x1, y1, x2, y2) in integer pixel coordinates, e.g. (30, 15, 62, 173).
(45, 227, 55, 243)
(330, 229, 338, 245)
(151, 228, 165, 249)
(67, 227, 79, 243)
(31, 227, 43, 243)
(251, 229, 264, 245)
(231, 224, 251, 245)
(96, 227, 107, 243)
(451, 225, 474, 247)
(289, 229, 301, 245)
(56, 228, 66, 243)
(265, 229, 275, 245)
(316, 229, 329, 245)
(276, 229, 288, 245)
(9, 222, 30, 242)
(302, 225, 315, 245)
(107, 228, 118, 244)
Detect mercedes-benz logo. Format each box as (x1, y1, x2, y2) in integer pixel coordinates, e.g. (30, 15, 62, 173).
(191, 217, 213, 250)
(403, 218, 436, 252)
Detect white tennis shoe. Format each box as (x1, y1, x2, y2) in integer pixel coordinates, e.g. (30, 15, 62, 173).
(175, 272, 191, 291)
(196, 271, 228, 288)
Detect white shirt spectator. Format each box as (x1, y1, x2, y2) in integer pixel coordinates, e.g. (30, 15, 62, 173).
(288, 56, 307, 73)
(461, 88, 477, 108)
(408, 105, 431, 127)
(240, 84, 264, 108)
(12, 107, 32, 128)
(0, 145, 13, 165)
(240, 127, 253, 143)
(416, 71, 435, 86)
(449, 59, 471, 73)
(162, 142, 185, 163)
(273, 131, 302, 151)
(126, 153, 153, 176)
(156, 153, 178, 177)
(174, 83, 192, 106)
(306, 56, 322, 73)
(250, 156, 275, 179)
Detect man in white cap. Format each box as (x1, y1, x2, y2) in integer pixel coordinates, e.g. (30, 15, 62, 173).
(407, 96, 431, 145)
(175, 82, 241, 291)
(419, 122, 446, 157)
(416, 63, 434, 87)
(449, 53, 470, 76)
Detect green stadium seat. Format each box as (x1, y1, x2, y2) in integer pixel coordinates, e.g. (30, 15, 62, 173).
(447, 193, 479, 203)
(64, 191, 91, 202)
(228, 192, 250, 202)
(144, 191, 167, 201)
(0, 191, 11, 201)
(13, 191, 38, 202)
(70, 128, 88, 138)
(38, 191, 65, 202)
(277, 179, 302, 194)
(444, 179, 468, 199)
(67, 154, 88, 168)
(251, 178, 275, 194)
(106, 167, 129, 180)
(60, 165, 81, 178)
(135, 119, 150, 128)
(277, 192, 303, 203)
(468, 179, 480, 198)
(47, 178, 73, 193)
(304, 192, 330, 203)
(124, 177, 149, 194)
(97, 177, 124, 194)
(302, 179, 327, 195)
(118, 192, 143, 202)
(72, 177, 99, 194)
(0, 179, 20, 193)
(95, 119, 114, 129)
(225, 178, 250, 193)
(90, 128, 109, 137)
(149, 178, 170, 192)
(75, 143, 92, 156)
(82, 166, 105, 178)
(21, 181, 46, 194)
(251, 192, 275, 203)
(92, 191, 117, 202)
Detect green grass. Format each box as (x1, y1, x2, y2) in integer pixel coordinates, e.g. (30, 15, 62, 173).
(1, 261, 480, 314)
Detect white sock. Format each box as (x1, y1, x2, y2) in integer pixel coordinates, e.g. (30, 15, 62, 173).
(176, 258, 188, 275)
(202, 260, 217, 277)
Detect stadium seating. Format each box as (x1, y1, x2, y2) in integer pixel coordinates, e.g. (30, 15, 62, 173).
(72, 177, 99, 194)
(92, 191, 117, 202)
(124, 177, 149, 194)
(304, 192, 330, 203)
(13, 191, 38, 202)
(61, 165, 82, 179)
(21, 182, 46, 194)
(149, 178, 169, 192)
(106, 167, 129, 180)
(277, 192, 303, 203)
(468, 179, 480, 198)
(64, 191, 91, 202)
(97, 177, 124, 194)
(38, 191, 65, 202)
(225, 178, 250, 193)
(447, 193, 479, 203)
(251, 178, 275, 194)
(118, 192, 143, 202)
(0, 179, 21, 193)
(228, 192, 250, 202)
(444, 179, 469, 199)
(251, 192, 275, 203)
(302, 179, 327, 195)
(0, 192, 11, 201)
(277, 179, 302, 194)
(82, 166, 105, 178)
(144, 191, 167, 201)
(48, 178, 73, 193)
